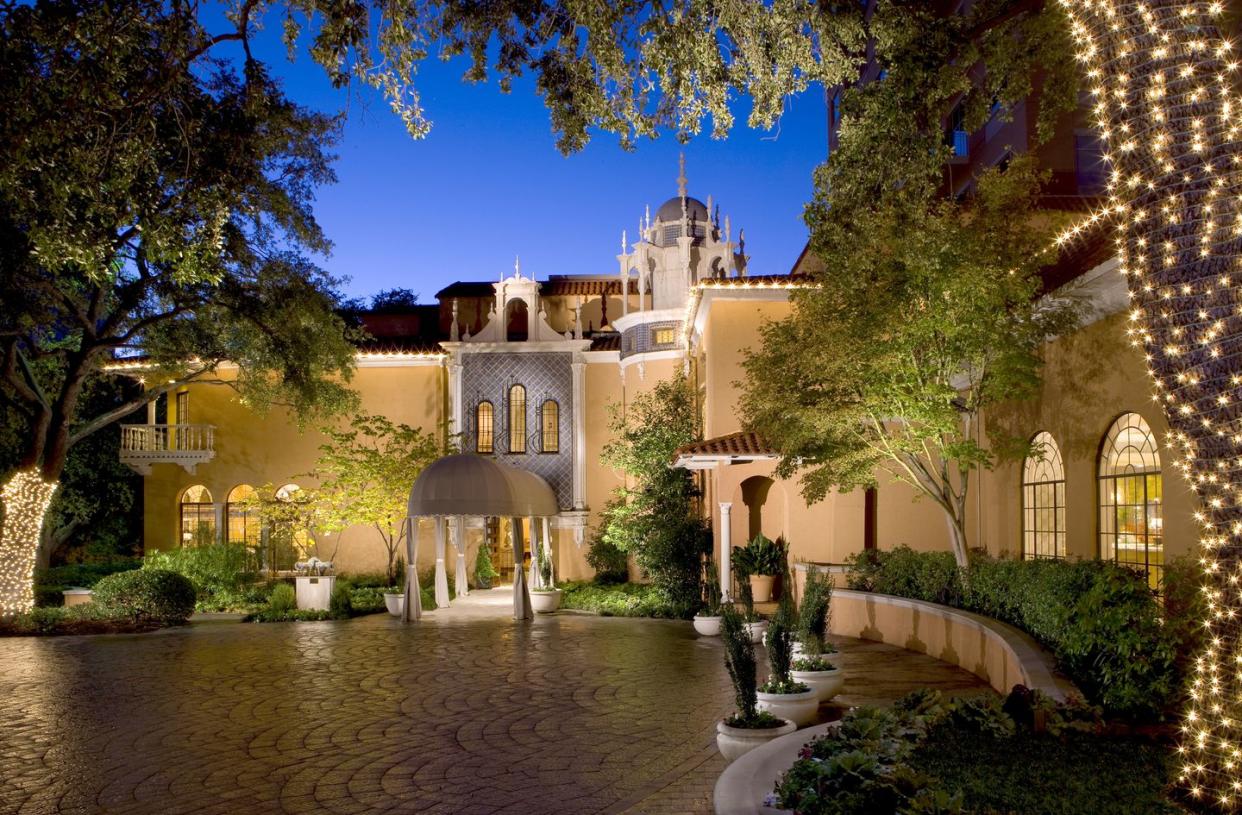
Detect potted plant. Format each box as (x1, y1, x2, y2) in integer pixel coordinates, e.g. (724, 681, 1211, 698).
(530, 544, 562, 613)
(694, 560, 723, 636)
(474, 542, 499, 590)
(791, 566, 844, 701)
(383, 557, 406, 616)
(716, 606, 795, 761)
(735, 572, 767, 643)
(731, 534, 784, 603)
(756, 592, 818, 727)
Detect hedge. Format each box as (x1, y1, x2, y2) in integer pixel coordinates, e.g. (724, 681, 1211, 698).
(92, 568, 196, 624)
(845, 547, 1191, 717)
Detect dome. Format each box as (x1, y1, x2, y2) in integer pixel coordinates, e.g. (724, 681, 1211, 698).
(655, 195, 710, 224)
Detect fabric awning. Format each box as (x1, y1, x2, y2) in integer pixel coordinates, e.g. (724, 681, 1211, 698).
(407, 454, 558, 517)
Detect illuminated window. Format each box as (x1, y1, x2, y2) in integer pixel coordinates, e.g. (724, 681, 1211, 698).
(269, 483, 309, 572)
(652, 327, 676, 346)
(541, 400, 559, 453)
(508, 384, 527, 453)
(1098, 413, 1163, 592)
(226, 485, 259, 548)
(476, 401, 494, 454)
(179, 484, 214, 546)
(1021, 432, 1066, 560)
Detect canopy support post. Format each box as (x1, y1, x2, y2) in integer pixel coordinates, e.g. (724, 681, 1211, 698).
(541, 516, 554, 586)
(402, 516, 423, 622)
(452, 516, 468, 598)
(512, 517, 532, 620)
(434, 515, 451, 608)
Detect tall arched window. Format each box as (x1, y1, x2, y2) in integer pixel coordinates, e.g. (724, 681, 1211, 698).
(508, 384, 527, 453)
(540, 400, 559, 453)
(226, 485, 259, 548)
(1099, 413, 1163, 592)
(268, 483, 309, 573)
(476, 401, 494, 454)
(179, 485, 214, 546)
(1021, 432, 1066, 560)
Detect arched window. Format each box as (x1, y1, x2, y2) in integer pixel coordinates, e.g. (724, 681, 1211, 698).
(226, 485, 259, 548)
(1099, 413, 1163, 592)
(508, 384, 527, 453)
(1021, 432, 1066, 560)
(540, 400, 559, 453)
(268, 483, 309, 573)
(476, 401, 494, 454)
(179, 485, 214, 546)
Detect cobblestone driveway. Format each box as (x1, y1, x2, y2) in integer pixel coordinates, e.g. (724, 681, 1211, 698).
(0, 590, 985, 815)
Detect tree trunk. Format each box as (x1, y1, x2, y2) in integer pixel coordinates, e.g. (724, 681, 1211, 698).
(0, 469, 60, 613)
(943, 511, 969, 570)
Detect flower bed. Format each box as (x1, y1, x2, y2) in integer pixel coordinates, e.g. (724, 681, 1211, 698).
(559, 581, 685, 618)
(774, 688, 1175, 815)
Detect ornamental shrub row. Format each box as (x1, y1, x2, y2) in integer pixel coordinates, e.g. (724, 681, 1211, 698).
(91, 568, 197, 624)
(845, 547, 1190, 717)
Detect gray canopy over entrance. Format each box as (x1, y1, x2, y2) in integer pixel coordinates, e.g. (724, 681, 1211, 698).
(405, 454, 558, 621)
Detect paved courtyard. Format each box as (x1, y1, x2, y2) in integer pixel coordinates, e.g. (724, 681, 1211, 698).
(0, 589, 986, 814)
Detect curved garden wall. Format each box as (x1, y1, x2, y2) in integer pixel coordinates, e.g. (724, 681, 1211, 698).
(828, 588, 1077, 701)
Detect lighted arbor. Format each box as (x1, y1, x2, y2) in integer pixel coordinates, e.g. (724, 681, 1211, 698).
(1060, 0, 1242, 806)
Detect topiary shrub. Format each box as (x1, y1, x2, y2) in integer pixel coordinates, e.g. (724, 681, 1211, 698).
(92, 569, 196, 623)
(267, 583, 296, 614)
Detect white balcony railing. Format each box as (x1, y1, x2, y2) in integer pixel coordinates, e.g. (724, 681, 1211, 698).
(119, 424, 215, 475)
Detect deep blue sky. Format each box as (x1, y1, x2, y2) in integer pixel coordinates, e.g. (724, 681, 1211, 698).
(245, 30, 828, 302)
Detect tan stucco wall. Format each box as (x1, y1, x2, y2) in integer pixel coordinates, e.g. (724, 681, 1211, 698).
(702, 298, 792, 439)
(143, 363, 445, 576)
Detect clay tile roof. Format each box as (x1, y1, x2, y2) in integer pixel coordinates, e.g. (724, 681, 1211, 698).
(673, 431, 775, 460)
(541, 278, 639, 296)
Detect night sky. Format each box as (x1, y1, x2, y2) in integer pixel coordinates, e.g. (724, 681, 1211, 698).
(240, 24, 829, 302)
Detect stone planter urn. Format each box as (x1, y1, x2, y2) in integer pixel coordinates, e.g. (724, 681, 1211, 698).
(743, 620, 768, 644)
(756, 687, 819, 728)
(383, 592, 404, 617)
(530, 589, 563, 613)
(62, 588, 93, 607)
(693, 615, 722, 636)
(716, 718, 796, 762)
(748, 574, 775, 603)
(791, 665, 844, 702)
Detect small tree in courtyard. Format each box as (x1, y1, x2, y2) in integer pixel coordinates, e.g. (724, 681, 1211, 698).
(312, 415, 441, 585)
(741, 157, 1078, 569)
(600, 373, 710, 615)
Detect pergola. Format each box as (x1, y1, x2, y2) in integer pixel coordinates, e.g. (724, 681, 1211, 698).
(404, 454, 558, 621)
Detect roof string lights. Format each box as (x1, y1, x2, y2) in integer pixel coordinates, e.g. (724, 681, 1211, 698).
(0, 470, 58, 615)
(1059, 0, 1242, 807)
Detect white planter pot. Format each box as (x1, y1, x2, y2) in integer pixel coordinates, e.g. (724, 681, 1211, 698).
(743, 620, 768, 644)
(530, 589, 563, 614)
(791, 667, 844, 702)
(383, 593, 404, 617)
(693, 615, 722, 636)
(715, 718, 796, 762)
(756, 687, 819, 728)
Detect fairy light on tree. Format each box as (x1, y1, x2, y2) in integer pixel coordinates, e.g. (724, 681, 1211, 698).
(1058, 0, 1242, 806)
(0, 472, 58, 613)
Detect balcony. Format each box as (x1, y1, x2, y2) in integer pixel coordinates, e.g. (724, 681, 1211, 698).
(120, 424, 215, 475)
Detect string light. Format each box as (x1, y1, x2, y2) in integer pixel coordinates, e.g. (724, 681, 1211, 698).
(1059, 0, 1242, 805)
(0, 470, 58, 615)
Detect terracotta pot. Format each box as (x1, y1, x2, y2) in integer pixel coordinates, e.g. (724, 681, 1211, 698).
(530, 589, 563, 613)
(693, 615, 722, 636)
(743, 620, 768, 644)
(749, 574, 775, 603)
(715, 718, 796, 762)
(756, 687, 819, 728)
(791, 666, 844, 702)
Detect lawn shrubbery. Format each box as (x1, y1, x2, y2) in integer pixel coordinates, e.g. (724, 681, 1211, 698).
(92, 568, 197, 623)
(846, 547, 1188, 717)
(142, 543, 268, 612)
(775, 687, 1174, 815)
(559, 580, 687, 618)
(34, 558, 141, 607)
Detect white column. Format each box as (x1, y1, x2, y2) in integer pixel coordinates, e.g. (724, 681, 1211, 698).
(542, 517, 554, 586)
(448, 359, 463, 446)
(527, 515, 540, 589)
(453, 516, 468, 598)
(146, 398, 157, 424)
(571, 360, 587, 510)
(434, 516, 450, 608)
(402, 517, 422, 622)
(719, 502, 733, 603)
(512, 517, 532, 620)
